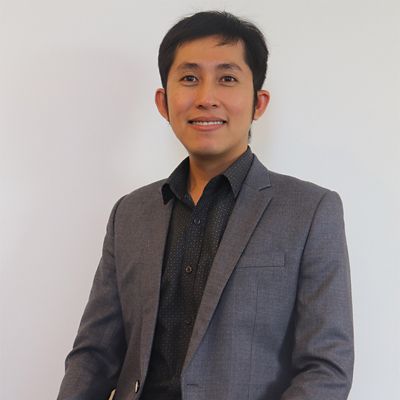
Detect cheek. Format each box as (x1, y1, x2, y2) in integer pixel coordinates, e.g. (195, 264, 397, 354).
(223, 88, 253, 111)
(228, 98, 254, 124)
(168, 90, 193, 117)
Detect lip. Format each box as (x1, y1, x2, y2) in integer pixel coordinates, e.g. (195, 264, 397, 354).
(188, 116, 227, 122)
(188, 121, 226, 132)
(188, 116, 227, 131)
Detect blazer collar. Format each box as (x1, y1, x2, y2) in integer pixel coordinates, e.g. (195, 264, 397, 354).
(138, 193, 173, 376)
(182, 155, 273, 371)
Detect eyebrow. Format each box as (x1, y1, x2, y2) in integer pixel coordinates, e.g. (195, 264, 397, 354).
(176, 62, 243, 72)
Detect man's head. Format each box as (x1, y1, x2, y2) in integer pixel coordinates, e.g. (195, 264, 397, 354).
(155, 11, 270, 165)
(158, 11, 269, 101)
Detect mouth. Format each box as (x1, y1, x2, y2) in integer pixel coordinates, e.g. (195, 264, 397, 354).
(188, 119, 227, 126)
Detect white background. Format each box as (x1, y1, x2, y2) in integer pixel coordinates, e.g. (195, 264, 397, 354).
(1, 1, 399, 399)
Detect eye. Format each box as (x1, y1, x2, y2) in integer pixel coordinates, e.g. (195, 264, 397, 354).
(220, 76, 238, 83)
(181, 75, 198, 83)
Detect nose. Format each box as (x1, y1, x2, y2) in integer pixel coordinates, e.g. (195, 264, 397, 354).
(195, 81, 219, 109)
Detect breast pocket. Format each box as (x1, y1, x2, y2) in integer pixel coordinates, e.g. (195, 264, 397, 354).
(237, 251, 285, 268)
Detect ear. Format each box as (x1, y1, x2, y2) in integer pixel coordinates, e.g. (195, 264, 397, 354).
(155, 88, 169, 121)
(253, 89, 270, 121)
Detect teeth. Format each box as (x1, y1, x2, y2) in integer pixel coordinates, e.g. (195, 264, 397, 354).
(191, 121, 225, 126)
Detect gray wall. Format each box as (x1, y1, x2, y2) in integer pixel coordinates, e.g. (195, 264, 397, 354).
(1, 0, 399, 398)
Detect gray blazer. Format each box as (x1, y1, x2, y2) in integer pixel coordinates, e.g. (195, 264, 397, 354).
(58, 155, 354, 400)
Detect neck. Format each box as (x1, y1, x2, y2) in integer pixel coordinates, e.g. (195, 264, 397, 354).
(187, 149, 247, 204)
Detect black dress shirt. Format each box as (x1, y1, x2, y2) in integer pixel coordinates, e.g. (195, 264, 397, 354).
(140, 148, 254, 400)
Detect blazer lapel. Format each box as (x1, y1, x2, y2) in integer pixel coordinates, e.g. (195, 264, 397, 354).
(139, 187, 173, 375)
(183, 156, 273, 371)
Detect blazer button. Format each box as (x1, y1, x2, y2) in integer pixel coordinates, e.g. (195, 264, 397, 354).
(134, 380, 140, 393)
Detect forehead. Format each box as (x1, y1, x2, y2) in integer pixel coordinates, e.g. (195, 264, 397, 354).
(170, 35, 248, 71)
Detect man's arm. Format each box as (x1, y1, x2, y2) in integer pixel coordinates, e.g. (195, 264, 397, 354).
(58, 198, 127, 400)
(281, 190, 354, 400)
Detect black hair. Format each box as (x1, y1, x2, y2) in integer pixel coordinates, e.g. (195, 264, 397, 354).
(158, 11, 269, 96)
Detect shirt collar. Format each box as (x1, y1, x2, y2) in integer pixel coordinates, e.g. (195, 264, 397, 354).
(162, 147, 254, 204)
(162, 157, 190, 204)
(223, 146, 254, 198)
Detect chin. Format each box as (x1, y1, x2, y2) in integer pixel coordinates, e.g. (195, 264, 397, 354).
(186, 144, 224, 158)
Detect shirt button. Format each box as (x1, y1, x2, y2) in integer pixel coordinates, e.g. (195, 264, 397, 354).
(184, 318, 192, 326)
(185, 265, 193, 274)
(193, 218, 201, 225)
(134, 380, 140, 393)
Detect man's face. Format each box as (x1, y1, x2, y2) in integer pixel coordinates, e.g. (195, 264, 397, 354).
(155, 35, 269, 164)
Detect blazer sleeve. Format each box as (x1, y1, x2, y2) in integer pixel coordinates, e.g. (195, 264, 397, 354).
(57, 197, 127, 400)
(281, 190, 354, 400)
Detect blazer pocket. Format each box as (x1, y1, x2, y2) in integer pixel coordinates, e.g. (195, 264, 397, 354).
(237, 251, 285, 268)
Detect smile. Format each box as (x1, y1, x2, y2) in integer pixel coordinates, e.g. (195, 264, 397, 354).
(189, 120, 226, 126)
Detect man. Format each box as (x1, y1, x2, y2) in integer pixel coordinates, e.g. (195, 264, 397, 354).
(58, 11, 354, 400)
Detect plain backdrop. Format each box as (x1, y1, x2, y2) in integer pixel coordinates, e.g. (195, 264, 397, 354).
(1, 1, 399, 399)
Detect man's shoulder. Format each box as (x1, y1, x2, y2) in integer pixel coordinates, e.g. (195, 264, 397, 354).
(252, 159, 345, 222)
(108, 179, 167, 222)
(126, 178, 166, 199)
(269, 169, 330, 196)
(252, 155, 332, 199)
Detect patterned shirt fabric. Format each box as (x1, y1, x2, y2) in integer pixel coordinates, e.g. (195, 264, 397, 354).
(140, 147, 254, 400)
